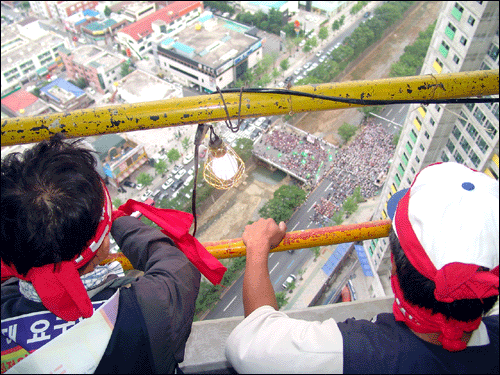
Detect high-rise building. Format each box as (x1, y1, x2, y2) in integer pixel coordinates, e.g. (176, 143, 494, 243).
(367, 1, 499, 298)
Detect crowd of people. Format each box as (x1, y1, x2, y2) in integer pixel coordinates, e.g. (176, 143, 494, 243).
(256, 129, 336, 181)
(312, 120, 395, 222)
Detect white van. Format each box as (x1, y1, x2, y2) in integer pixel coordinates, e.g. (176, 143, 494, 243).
(183, 154, 194, 165)
(183, 175, 194, 187)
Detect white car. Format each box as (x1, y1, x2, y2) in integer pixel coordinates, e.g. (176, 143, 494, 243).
(315, 50, 323, 57)
(282, 274, 297, 289)
(334, 42, 341, 49)
(294, 68, 302, 75)
(135, 183, 143, 190)
(175, 169, 186, 179)
(294, 75, 304, 83)
(319, 55, 326, 63)
(299, 39, 306, 47)
(140, 189, 153, 202)
(183, 154, 194, 165)
(162, 178, 174, 190)
(303, 62, 311, 69)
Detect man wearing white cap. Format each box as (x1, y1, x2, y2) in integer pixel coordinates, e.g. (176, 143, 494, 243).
(225, 162, 499, 373)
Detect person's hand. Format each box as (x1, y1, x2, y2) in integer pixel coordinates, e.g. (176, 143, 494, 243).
(242, 218, 287, 264)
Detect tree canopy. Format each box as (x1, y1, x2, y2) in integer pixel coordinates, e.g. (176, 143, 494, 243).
(259, 185, 306, 223)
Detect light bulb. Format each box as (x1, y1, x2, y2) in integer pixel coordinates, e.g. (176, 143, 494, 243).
(203, 135, 245, 190)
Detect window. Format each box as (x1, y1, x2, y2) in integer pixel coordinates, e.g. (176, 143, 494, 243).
(470, 150, 480, 168)
(420, 143, 425, 152)
(447, 139, 455, 153)
(415, 155, 420, 163)
(476, 136, 488, 153)
(410, 166, 416, 174)
(480, 61, 491, 70)
(440, 40, 450, 58)
(487, 43, 498, 61)
(465, 102, 475, 112)
(398, 164, 404, 176)
(394, 173, 401, 187)
(436, 104, 441, 112)
(453, 55, 460, 64)
(452, 125, 461, 140)
(402, 152, 409, 166)
(466, 123, 478, 140)
(467, 15, 475, 26)
(473, 107, 486, 124)
(442, 151, 449, 162)
(445, 23, 456, 40)
(492, 103, 499, 120)
(430, 117, 435, 126)
(454, 150, 464, 163)
(405, 141, 413, 155)
(458, 111, 468, 126)
(424, 131, 430, 139)
(460, 36, 467, 46)
(452, 2, 464, 21)
(460, 136, 471, 154)
(409, 129, 418, 143)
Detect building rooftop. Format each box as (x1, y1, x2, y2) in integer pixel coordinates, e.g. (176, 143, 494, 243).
(1, 90, 51, 117)
(248, 1, 288, 10)
(118, 1, 201, 41)
(115, 70, 182, 104)
(1, 23, 66, 73)
(70, 45, 124, 73)
(160, 15, 259, 69)
(40, 78, 85, 104)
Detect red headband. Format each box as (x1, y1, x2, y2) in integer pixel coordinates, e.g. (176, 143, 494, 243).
(392, 170, 499, 351)
(1, 183, 112, 321)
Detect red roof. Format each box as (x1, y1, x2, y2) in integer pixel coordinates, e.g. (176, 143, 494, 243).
(1, 90, 39, 112)
(119, 1, 203, 41)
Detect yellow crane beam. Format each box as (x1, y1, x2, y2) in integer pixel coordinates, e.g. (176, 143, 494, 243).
(2, 70, 498, 146)
(103, 220, 392, 270)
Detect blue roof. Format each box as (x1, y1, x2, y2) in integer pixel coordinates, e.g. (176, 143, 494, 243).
(322, 242, 352, 277)
(355, 245, 374, 277)
(199, 14, 213, 23)
(83, 9, 99, 17)
(40, 78, 85, 102)
(249, 1, 287, 10)
(75, 18, 87, 26)
(173, 42, 195, 55)
(161, 38, 175, 47)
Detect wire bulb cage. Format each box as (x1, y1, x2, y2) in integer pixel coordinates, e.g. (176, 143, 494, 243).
(203, 135, 245, 190)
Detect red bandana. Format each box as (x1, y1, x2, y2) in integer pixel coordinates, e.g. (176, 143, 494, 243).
(392, 168, 499, 351)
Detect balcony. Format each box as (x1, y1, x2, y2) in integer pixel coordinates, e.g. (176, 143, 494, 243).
(179, 296, 394, 373)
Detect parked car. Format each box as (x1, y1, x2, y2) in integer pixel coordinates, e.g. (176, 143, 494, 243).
(123, 180, 136, 188)
(303, 62, 311, 69)
(319, 55, 326, 63)
(364, 11, 371, 18)
(183, 154, 194, 165)
(175, 168, 186, 179)
(140, 189, 153, 202)
(171, 180, 183, 192)
(315, 50, 323, 57)
(162, 178, 174, 190)
(294, 68, 302, 75)
(183, 175, 194, 187)
(282, 274, 297, 289)
(135, 183, 143, 190)
(172, 165, 182, 174)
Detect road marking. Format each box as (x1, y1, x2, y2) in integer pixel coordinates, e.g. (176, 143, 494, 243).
(269, 253, 273, 258)
(287, 259, 295, 270)
(292, 223, 299, 231)
(307, 202, 316, 213)
(327, 181, 333, 190)
(269, 262, 280, 274)
(398, 106, 404, 113)
(386, 109, 393, 116)
(223, 295, 237, 312)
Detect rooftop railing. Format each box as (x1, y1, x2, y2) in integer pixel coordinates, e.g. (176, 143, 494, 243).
(2, 70, 498, 372)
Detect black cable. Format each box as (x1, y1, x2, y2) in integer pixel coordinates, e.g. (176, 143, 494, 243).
(218, 87, 497, 106)
(191, 124, 208, 237)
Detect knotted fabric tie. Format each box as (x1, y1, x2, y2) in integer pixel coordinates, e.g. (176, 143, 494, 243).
(116, 199, 227, 285)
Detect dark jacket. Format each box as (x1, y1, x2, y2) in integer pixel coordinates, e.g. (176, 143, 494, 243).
(338, 312, 499, 374)
(1, 216, 201, 373)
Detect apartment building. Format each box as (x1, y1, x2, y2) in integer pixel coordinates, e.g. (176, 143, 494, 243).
(116, 1, 203, 60)
(153, 13, 263, 93)
(367, 1, 499, 298)
(29, 1, 99, 21)
(58, 45, 126, 94)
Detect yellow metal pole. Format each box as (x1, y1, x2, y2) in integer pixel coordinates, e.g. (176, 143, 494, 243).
(103, 220, 392, 270)
(2, 70, 498, 146)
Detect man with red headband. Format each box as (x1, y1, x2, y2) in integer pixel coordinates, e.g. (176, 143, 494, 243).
(225, 162, 499, 373)
(1, 134, 202, 373)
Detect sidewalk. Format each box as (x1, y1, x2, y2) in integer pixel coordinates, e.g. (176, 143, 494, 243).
(282, 195, 380, 311)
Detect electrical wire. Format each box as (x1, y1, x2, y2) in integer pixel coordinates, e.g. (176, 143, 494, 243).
(191, 124, 208, 237)
(218, 87, 497, 106)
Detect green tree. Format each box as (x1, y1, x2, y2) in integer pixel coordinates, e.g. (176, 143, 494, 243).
(272, 67, 280, 81)
(338, 123, 357, 144)
(167, 148, 181, 164)
(112, 197, 123, 209)
(297, 268, 306, 280)
(287, 279, 297, 293)
(120, 62, 131, 78)
(154, 159, 168, 177)
(342, 195, 358, 216)
(234, 137, 254, 163)
(309, 36, 318, 48)
(259, 185, 306, 223)
(32, 87, 41, 97)
(276, 291, 289, 309)
(318, 26, 328, 42)
(330, 209, 344, 226)
(303, 43, 312, 54)
(311, 247, 321, 261)
(353, 185, 364, 203)
(280, 58, 290, 74)
(104, 5, 112, 17)
(72, 77, 87, 89)
(137, 172, 153, 187)
(181, 137, 190, 152)
(332, 19, 341, 32)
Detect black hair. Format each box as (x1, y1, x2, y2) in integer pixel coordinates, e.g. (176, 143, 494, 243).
(1, 133, 104, 276)
(389, 229, 497, 322)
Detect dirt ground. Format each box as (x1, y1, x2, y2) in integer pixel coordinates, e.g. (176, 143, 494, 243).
(196, 1, 443, 243)
(290, 1, 443, 145)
